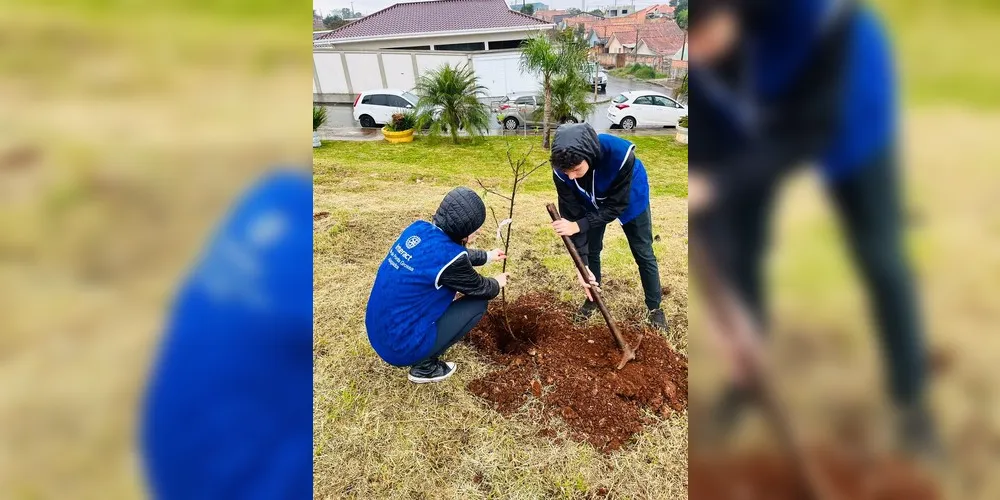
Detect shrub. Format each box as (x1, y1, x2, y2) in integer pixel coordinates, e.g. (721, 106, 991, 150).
(313, 106, 327, 131)
(384, 112, 417, 132)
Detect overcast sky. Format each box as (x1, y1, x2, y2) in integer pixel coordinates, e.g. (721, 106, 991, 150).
(314, 0, 666, 17)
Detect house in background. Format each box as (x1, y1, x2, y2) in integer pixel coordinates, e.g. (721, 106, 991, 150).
(313, 11, 325, 31)
(532, 9, 565, 22)
(602, 4, 634, 18)
(314, 0, 551, 51)
(313, 0, 555, 103)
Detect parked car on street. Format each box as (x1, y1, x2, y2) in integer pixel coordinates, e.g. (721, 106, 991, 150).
(585, 64, 608, 93)
(352, 89, 418, 128)
(493, 95, 581, 131)
(606, 91, 688, 130)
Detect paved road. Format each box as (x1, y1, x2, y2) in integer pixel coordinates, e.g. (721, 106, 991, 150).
(317, 76, 673, 136)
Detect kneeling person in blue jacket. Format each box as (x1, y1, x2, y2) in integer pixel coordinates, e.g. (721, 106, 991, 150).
(366, 187, 509, 384)
(549, 123, 666, 331)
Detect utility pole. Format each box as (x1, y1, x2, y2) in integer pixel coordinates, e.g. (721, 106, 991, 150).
(594, 54, 601, 102)
(634, 26, 639, 64)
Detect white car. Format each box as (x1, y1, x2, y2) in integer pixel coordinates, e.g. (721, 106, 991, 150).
(353, 89, 419, 128)
(606, 91, 688, 130)
(585, 65, 608, 93)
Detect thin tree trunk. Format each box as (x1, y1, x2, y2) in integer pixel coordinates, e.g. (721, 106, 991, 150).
(542, 78, 553, 149)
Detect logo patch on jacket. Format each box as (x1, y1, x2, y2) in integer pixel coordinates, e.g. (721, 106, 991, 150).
(405, 235, 421, 249)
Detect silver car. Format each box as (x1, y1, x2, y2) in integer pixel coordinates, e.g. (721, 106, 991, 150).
(493, 95, 581, 131)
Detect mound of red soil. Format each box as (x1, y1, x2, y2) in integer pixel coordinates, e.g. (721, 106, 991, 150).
(465, 292, 688, 452)
(689, 450, 940, 499)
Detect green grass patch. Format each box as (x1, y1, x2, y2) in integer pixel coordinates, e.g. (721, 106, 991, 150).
(611, 63, 667, 80)
(314, 135, 687, 199)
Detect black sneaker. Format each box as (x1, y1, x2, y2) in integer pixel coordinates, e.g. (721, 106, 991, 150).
(647, 308, 668, 331)
(694, 384, 758, 449)
(574, 300, 599, 323)
(407, 358, 457, 384)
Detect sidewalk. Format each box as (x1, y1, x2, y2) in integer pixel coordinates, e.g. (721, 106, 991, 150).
(317, 127, 676, 142)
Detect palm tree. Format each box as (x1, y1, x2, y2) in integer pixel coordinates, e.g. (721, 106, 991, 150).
(532, 72, 595, 125)
(521, 29, 592, 149)
(519, 36, 560, 149)
(413, 63, 490, 144)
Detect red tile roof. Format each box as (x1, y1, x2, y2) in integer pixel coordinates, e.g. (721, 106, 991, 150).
(603, 20, 684, 55)
(638, 4, 675, 17)
(316, 0, 549, 41)
(533, 9, 567, 22)
(639, 35, 685, 56)
(598, 21, 670, 42)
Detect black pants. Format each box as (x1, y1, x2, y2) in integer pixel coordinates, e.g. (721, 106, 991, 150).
(726, 148, 926, 407)
(587, 208, 662, 311)
(415, 296, 489, 364)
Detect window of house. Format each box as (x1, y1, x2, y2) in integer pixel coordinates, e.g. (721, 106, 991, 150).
(388, 45, 431, 50)
(434, 42, 486, 51)
(488, 40, 524, 50)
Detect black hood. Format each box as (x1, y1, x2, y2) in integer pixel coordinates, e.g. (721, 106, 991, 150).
(552, 123, 602, 168)
(432, 187, 486, 242)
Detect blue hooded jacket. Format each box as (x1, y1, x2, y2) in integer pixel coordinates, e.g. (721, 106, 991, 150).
(693, 0, 896, 185)
(141, 170, 313, 500)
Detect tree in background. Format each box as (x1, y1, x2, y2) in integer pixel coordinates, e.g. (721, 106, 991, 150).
(674, 0, 689, 30)
(519, 36, 560, 149)
(567, 8, 583, 15)
(520, 4, 535, 16)
(533, 72, 596, 125)
(674, 72, 688, 102)
(338, 8, 361, 19)
(520, 28, 591, 149)
(323, 15, 347, 30)
(413, 63, 490, 144)
(589, 9, 605, 17)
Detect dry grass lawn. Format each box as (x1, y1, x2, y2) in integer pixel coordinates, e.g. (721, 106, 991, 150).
(313, 135, 689, 499)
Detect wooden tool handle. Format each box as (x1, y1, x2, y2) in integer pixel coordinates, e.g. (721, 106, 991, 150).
(546, 203, 628, 352)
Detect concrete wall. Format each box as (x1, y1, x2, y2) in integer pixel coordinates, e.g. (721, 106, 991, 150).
(314, 49, 541, 104)
(597, 52, 669, 71)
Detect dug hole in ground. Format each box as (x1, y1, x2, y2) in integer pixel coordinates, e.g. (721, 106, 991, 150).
(465, 286, 688, 453)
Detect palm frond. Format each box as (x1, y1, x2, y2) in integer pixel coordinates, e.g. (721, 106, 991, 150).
(412, 63, 489, 143)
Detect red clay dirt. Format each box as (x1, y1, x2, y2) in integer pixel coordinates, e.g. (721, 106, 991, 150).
(465, 292, 688, 452)
(689, 449, 940, 500)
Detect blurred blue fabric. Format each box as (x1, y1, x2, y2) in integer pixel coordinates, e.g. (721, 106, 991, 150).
(141, 169, 313, 499)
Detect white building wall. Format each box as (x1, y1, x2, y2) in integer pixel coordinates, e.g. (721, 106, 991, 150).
(607, 37, 625, 54)
(413, 53, 469, 75)
(472, 51, 541, 97)
(344, 53, 382, 90)
(382, 52, 416, 89)
(314, 49, 539, 102)
(314, 52, 349, 94)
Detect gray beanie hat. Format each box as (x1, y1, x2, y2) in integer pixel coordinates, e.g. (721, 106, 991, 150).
(433, 187, 486, 241)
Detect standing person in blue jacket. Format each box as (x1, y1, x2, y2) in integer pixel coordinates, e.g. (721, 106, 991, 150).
(549, 123, 667, 331)
(366, 187, 509, 384)
(687, 0, 938, 455)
